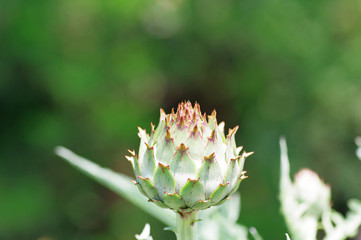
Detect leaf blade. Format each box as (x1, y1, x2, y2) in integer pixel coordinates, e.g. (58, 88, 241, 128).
(55, 146, 175, 227)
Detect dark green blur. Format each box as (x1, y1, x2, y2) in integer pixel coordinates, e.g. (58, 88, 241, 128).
(1, 0, 361, 239)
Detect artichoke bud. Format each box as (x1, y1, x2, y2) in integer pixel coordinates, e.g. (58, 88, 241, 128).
(293, 169, 331, 216)
(127, 101, 253, 212)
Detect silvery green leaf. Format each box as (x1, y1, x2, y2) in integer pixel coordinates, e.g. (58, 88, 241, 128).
(135, 223, 153, 240)
(198, 192, 241, 222)
(198, 212, 249, 240)
(279, 138, 325, 240)
(218, 191, 241, 222)
(55, 146, 175, 227)
(280, 137, 361, 240)
(323, 199, 361, 240)
(279, 137, 292, 197)
(198, 193, 250, 240)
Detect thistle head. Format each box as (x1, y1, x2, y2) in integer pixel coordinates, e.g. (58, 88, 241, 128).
(127, 101, 252, 212)
(294, 169, 331, 216)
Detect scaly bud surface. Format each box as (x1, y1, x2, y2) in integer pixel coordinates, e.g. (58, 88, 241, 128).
(127, 101, 253, 212)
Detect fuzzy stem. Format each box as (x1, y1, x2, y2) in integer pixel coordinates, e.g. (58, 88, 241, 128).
(176, 210, 199, 240)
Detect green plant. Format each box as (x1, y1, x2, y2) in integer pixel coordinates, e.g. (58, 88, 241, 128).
(127, 102, 251, 239)
(55, 103, 361, 240)
(280, 138, 361, 240)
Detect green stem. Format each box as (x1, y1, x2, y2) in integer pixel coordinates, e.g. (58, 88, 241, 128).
(176, 210, 199, 240)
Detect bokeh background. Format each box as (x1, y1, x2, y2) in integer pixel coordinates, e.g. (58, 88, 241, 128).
(1, 0, 361, 239)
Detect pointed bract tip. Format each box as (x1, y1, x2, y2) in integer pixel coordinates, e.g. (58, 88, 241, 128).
(194, 102, 200, 110)
(236, 146, 243, 153)
(231, 155, 242, 162)
(165, 192, 178, 197)
(240, 171, 248, 179)
(144, 142, 153, 150)
(208, 130, 216, 142)
(192, 111, 197, 121)
(211, 109, 217, 117)
(177, 103, 183, 112)
(179, 116, 186, 128)
(204, 152, 215, 162)
(125, 155, 133, 162)
(138, 176, 150, 181)
(243, 151, 254, 158)
(128, 149, 136, 156)
(150, 122, 155, 132)
(227, 126, 239, 137)
(229, 157, 238, 163)
(178, 143, 188, 152)
(191, 125, 200, 136)
(219, 182, 229, 187)
(166, 130, 173, 141)
(160, 108, 166, 116)
(158, 162, 170, 169)
(240, 175, 248, 180)
(186, 177, 200, 184)
(165, 116, 170, 126)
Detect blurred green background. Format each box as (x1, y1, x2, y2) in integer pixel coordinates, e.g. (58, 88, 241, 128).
(1, 0, 361, 239)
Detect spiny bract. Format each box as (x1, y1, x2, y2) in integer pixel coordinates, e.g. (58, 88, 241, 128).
(126, 101, 253, 212)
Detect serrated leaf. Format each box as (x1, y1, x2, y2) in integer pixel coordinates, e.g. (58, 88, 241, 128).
(55, 146, 175, 227)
